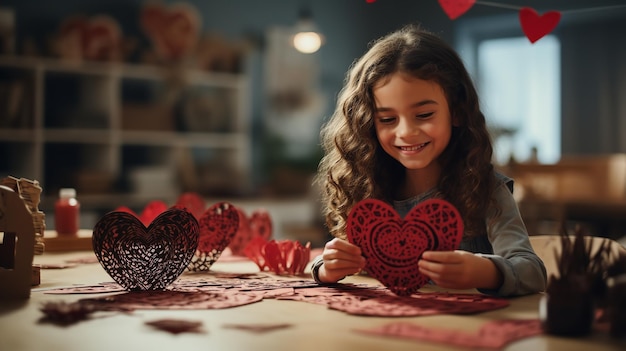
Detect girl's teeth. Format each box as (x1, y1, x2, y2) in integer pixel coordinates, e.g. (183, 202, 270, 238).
(401, 143, 426, 151)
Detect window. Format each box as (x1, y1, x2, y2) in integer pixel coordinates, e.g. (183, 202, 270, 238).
(477, 36, 560, 164)
(456, 18, 561, 165)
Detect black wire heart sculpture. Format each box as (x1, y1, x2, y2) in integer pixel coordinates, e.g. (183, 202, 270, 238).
(92, 208, 199, 290)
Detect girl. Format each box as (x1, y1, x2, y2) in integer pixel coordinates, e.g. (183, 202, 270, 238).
(310, 24, 547, 297)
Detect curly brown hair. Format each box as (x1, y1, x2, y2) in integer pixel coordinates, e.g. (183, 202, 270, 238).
(315, 23, 498, 240)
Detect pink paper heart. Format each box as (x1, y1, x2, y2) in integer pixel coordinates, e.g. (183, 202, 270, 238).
(92, 208, 199, 290)
(519, 7, 561, 43)
(438, 0, 476, 20)
(187, 202, 239, 271)
(347, 199, 463, 296)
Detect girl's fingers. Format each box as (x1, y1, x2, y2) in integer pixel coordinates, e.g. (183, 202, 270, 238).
(326, 238, 362, 256)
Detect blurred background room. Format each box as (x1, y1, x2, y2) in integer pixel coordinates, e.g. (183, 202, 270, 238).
(1, 0, 625, 246)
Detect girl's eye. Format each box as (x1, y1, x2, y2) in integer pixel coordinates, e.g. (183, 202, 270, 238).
(377, 116, 396, 124)
(416, 112, 434, 119)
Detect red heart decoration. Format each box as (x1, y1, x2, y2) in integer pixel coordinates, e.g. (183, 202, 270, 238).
(244, 237, 311, 275)
(438, 0, 476, 20)
(249, 209, 273, 241)
(115, 200, 168, 226)
(519, 7, 561, 43)
(57, 15, 123, 61)
(228, 208, 273, 256)
(187, 202, 239, 271)
(92, 208, 199, 290)
(174, 192, 206, 220)
(140, 2, 200, 61)
(347, 199, 463, 296)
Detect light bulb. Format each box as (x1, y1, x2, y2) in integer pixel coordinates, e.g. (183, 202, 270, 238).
(293, 31, 322, 54)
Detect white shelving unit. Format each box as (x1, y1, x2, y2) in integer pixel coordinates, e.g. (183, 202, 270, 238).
(0, 55, 252, 211)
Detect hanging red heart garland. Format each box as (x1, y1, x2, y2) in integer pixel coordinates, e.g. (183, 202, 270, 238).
(92, 208, 199, 290)
(346, 199, 463, 296)
(438, 0, 476, 20)
(519, 7, 561, 43)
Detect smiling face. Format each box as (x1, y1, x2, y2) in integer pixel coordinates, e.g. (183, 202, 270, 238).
(373, 72, 453, 190)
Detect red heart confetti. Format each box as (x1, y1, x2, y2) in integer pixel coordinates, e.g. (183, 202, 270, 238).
(438, 0, 476, 20)
(346, 199, 463, 296)
(519, 7, 561, 43)
(92, 208, 199, 290)
(187, 202, 239, 272)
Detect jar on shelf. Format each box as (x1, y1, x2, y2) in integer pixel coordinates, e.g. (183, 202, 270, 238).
(54, 188, 80, 236)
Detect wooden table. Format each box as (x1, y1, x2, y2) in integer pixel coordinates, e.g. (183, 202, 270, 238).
(0, 251, 623, 351)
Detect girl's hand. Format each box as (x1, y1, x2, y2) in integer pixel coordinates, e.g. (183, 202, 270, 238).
(318, 237, 366, 283)
(418, 250, 503, 290)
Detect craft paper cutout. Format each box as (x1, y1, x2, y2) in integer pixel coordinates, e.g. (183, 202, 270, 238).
(38, 301, 96, 326)
(222, 323, 292, 333)
(228, 208, 273, 256)
(187, 202, 239, 272)
(81, 290, 263, 311)
(174, 192, 206, 220)
(519, 7, 561, 43)
(115, 200, 168, 226)
(347, 199, 463, 296)
(438, 0, 476, 20)
(355, 319, 543, 349)
(42, 275, 509, 317)
(43, 282, 126, 294)
(92, 208, 199, 290)
(326, 291, 510, 317)
(244, 237, 311, 275)
(145, 319, 205, 334)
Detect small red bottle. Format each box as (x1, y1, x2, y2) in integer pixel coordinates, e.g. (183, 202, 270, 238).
(55, 188, 80, 236)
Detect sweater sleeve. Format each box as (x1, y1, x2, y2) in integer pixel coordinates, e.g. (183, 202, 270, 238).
(477, 181, 547, 296)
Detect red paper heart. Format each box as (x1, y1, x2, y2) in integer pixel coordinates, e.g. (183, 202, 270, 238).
(346, 199, 463, 296)
(519, 7, 561, 43)
(92, 208, 199, 290)
(244, 237, 311, 275)
(115, 200, 168, 226)
(438, 0, 476, 20)
(229, 208, 273, 256)
(187, 202, 239, 271)
(174, 192, 206, 220)
(249, 209, 273, 241)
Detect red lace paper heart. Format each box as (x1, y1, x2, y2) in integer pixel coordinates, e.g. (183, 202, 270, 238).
(346, 199, 463, 296)
(187, 202, 239, 271)
(519, 7, 561, 43)
(92, 208, 199, 290)
(438, 0, 476, 20)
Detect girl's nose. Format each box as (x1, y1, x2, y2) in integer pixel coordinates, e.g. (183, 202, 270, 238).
(396, 117, 417, 138)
